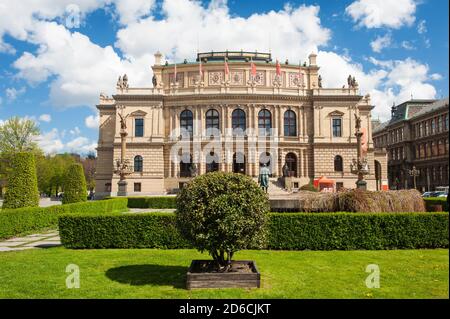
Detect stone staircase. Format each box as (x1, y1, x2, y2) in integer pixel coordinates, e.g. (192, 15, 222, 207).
(253, 177, 290, 196)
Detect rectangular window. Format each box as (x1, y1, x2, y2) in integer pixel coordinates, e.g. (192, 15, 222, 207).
(332, 118, 342, 137)
(135, 118, 144, 137)
(445, 114, 449, 131)
(134, 183, 141, 192)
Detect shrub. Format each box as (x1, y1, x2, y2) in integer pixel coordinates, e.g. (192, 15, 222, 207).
(267, 212, 448, 250)
(0, 198, 127, 240)
(176, 172, 269, 270)
(424, 197, 448, 212)
(2, 152, 39, 209)
(58, 211, 449, 250)
(126, 196, 176, 209)
(299, 183, 319, 192)
(59, 213, 189, 249)
(62, 163, 87, 204)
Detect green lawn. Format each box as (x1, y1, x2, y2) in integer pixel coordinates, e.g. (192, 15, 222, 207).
(0, 248, 448, 299)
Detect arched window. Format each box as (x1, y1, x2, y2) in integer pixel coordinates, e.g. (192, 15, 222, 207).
(233, 152, 246, 174)
(232, 108, 246, 134)
(284, 110, 297, 136)
(180, 110, 193, 137)
(206, 152, 219, 173)
(334, 155, 343, 172)
(134, 155, 143, 172)
(258, 109, 272, 136)
(206, 109, 220, 132)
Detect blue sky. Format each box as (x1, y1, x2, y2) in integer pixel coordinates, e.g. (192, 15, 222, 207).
(0, 0, 448, 155)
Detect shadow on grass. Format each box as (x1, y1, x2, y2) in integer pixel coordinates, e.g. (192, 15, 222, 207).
(105, 264, 187, 288)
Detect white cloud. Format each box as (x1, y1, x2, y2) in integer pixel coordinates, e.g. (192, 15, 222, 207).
(39, 114, 52, 122)
(35, 127, 97, 154)
(36, 128, 65, 154)
(401, 41, 415, 50)
(112, 0, 155, 25)
(70, 126, 81, 135)
(430, 73, 443, 81)
(370, 34, 392, 53)
(5, 87, 26, 101)
(66, 136, 97, 153)
(346, 0, 417, 29)
(417, 20, 427, 34)
(115, 1, 331, 64)
(85, 114, 99, 129)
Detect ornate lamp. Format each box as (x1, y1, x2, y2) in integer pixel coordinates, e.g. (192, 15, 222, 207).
(350, 113, 370, 190)
(408, 166, 420, 190)
(114, 105, 133, 196)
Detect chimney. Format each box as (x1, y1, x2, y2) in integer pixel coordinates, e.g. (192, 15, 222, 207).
(391, 102, 397, 117)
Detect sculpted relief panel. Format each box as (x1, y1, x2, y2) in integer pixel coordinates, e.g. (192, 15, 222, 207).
(230, 71, 244, 85)
(289, 72, 305, 87)
(208, 71, 224, 85)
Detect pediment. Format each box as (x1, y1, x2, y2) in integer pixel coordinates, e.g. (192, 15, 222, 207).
(328, 110, 345, 117)
(130, 110, 148, 117)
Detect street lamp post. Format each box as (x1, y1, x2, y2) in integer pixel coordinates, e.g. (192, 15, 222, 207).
(350, 113, 370, 190)
(408, 166, 420, 190)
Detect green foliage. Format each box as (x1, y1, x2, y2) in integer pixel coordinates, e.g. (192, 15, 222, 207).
(0, 198, 128, 240)
(58, 211, 449, 250)
(267, 212, 448, 250)
(299, 183, 319, 192)
(62, 163, 87, 204)
(59, 213, 190, 249)
(2, 152, 39, 209)
(176, 172, 269, 268)
(0, 116, 40, 154)
(126, 196, 177, 208)
(424, 197, 448, 212)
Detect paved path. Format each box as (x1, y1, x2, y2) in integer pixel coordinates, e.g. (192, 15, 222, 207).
(0, 198, 62, 208)
(0, 230, 61, 252)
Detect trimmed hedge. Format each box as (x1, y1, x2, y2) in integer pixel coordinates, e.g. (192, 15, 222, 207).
(424, 197, 448, 212)
(58, 212, 449, 250)
(62, 163, 87, 204)
(126, 196, 176, 209)
(0, 198, 128, 240)
(2, 152, 39, 209)
(59, 213, 189, 249)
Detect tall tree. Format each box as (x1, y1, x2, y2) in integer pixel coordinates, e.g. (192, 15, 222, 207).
(0, 116, 40, 154)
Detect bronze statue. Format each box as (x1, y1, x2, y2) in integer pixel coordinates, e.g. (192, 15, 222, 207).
(354, 113, 361, 130)
(152, 74, 157, 87)
(347, 74, 352, 88)
(118, 110, 129, 130)
(282, 162, 289, 177)
(318, 75, 322, 88)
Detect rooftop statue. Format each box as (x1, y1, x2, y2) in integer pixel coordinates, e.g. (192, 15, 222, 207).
(318, 75, 322, 88)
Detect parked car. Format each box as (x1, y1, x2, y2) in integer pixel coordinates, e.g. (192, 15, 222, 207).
(422, 192, 434, 198)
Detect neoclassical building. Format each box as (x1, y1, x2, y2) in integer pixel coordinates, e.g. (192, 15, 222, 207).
(95, 51, 387, 196)
(373, 98, 449, 191)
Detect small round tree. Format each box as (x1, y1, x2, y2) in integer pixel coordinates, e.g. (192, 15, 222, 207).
(2, 152, 39, 209)
(176, 172, 269, 271)
(62, 163, 87, 204)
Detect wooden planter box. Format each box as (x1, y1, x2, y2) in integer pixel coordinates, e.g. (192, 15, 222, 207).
(186, 260, 260, 289)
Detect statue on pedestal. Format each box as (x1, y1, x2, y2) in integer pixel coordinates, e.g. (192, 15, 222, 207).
(258, 164, 270, 194)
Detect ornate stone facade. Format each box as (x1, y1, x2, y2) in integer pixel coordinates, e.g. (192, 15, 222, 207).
(95, 51, 387, 196)
(373, 98, 449, 191)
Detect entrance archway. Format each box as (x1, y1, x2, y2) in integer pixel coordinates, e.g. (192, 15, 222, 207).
(206, 152, 219, 173)
(285, 153, 297, 177)
(233, 152, 246, 174)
